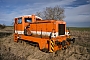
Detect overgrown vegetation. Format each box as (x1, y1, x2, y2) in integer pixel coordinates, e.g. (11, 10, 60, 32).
(0, 27, 90, 60)
(0, 24, 6, 29)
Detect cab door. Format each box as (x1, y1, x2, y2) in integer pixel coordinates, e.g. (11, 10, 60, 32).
(14, 18, 23, 34)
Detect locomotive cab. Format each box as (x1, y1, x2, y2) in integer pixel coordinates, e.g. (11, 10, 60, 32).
(14, 14, 75, 52)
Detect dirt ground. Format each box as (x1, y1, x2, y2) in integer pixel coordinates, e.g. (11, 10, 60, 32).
(0, 27, 90, 60)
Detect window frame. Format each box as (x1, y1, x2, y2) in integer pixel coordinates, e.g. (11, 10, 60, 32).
(18, 18, 22, 24)
(25, 18, 32, 23)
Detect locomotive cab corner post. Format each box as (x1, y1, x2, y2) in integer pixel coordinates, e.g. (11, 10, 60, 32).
(14, 14, 75, 52)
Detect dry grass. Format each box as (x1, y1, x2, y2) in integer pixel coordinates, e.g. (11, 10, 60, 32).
(0, 27, 90, 60)
(70, 30, 90, 54)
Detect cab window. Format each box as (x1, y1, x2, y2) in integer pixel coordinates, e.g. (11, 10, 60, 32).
(25, 18, 32, 23)
(18, 18, 22, 24)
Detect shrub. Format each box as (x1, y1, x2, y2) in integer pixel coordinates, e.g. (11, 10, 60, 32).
(0, 24, 6, 29)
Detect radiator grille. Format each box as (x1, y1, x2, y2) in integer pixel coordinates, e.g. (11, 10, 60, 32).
(58, 24, 65, 35)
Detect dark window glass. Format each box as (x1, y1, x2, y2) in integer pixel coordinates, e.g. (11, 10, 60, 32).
(25, 18, 32, 23)
(18, 18, 22, 24)
(58, 24, 65, 35)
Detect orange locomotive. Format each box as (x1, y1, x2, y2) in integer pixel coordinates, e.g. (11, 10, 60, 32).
(14, 14, 75, 52)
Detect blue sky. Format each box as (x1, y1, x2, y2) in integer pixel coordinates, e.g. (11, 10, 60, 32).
(0, 0, 90, 27)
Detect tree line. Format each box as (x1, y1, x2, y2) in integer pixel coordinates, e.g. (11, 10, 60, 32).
(0, 24, 6, 29)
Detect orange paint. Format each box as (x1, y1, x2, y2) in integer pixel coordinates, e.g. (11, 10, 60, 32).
(14, 14, 71, 52)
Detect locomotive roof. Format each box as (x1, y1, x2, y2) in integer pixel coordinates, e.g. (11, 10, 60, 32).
(15, 15, 42, 20)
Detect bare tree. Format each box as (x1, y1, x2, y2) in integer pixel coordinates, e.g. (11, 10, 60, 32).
(36, 5, 65, 20)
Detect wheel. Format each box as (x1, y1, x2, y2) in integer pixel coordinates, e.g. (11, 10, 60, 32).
(18, 39, 22, 43)
(62, 41, 66, 47)
(72, 38, 75, 43)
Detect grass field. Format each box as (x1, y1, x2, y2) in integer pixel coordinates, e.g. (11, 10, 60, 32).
(68, 27, 90, 53)
(0, 26, 90, 60)
(67, 27, 90, 31)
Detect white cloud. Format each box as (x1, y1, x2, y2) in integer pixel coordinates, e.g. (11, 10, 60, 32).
(0, 0, 90, 27)
(64, 4, 90, 23)
(33, 0, 76, 8)
(87, 0, 90, 3)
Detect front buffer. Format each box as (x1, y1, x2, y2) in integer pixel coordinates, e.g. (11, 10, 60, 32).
(48, 37, 75, 52)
